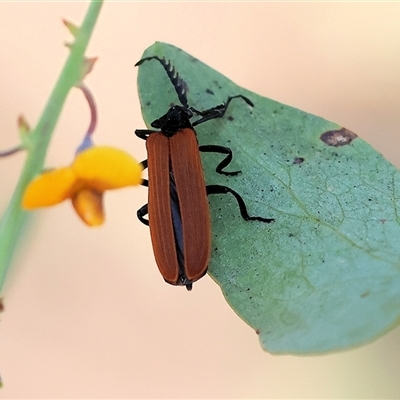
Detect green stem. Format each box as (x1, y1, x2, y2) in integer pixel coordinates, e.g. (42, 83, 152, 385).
(0, 0, 103, 292)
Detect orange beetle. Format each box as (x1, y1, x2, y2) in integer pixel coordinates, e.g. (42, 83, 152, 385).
(135, 57, 274, 290)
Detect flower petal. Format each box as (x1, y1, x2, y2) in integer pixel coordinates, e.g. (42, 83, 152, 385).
(22, 167, 77, 209)
(71, 188, 104, 226)
(72, 146, 143, 191)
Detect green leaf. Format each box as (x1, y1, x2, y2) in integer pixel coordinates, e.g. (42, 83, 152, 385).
(136, 42, 400, 354)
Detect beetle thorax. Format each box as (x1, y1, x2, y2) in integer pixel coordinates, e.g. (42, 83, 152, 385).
(151, 105, 193, 137)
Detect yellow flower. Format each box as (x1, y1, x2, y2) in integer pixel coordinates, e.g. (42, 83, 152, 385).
(22, 146, 143, 226)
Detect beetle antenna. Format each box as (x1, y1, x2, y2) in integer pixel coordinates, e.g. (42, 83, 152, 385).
(135, 56, 189, 107)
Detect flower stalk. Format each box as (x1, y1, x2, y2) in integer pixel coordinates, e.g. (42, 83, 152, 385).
(0, 0, 103, 292)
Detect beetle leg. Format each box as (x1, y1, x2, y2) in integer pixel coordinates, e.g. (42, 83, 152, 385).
(199, 145, 240, 176)
(192, 95, 254, 126)
(139, 160, 149, 187)
(206, 184, 274, 223)
(137, 203, 149, 226)
(135, 129, 156, 140)
(138, 159, 148, 221)
(140, 159, 148, 170)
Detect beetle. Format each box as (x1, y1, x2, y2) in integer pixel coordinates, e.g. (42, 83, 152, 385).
(135, 56, 274, 290)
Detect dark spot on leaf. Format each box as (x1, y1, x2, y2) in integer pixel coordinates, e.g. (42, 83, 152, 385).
(206, 88, 214, 95)
(227, 116, 234, 121)
(0, 298, 3, 312)
(293, 157, 305, 164)
(213, 80, 222, 89)
(145, 101, 151, 106)
(320, 128, 358, 147)
(380, 219, 386, 224)
(255, 329, 260, 335)
(361, 290, 370, 298)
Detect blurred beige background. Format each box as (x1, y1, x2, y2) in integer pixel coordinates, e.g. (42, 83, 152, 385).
(1, 2, 400, 398)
